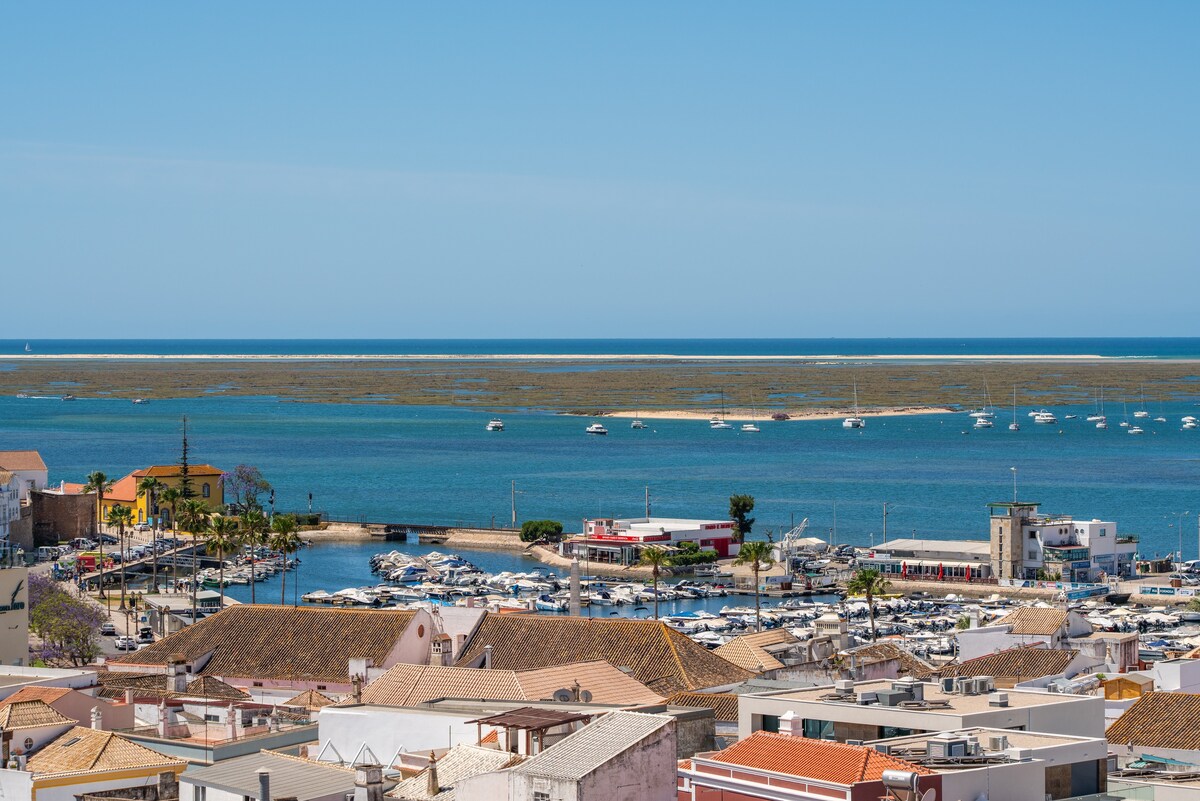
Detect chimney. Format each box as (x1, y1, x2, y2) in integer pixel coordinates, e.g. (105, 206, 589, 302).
(226, 703, 238, 741)
(426, 753, 439, 798)
(354, 763, 384, 801)
(569, 556, 582, 617)
(157, 702, 169, 737)
(158, 771, 179, 800)
(90, 706, 103, 730)
(483, 645, 493, 670)
(351, 675, 363, 704)
(124, 688, 135, 705)
(167, 656, 188, 693)
(257, 768, 271, 801)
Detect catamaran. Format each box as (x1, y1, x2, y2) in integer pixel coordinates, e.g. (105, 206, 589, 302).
(843, 382, 865, 429)
(710, 390, 733, 429)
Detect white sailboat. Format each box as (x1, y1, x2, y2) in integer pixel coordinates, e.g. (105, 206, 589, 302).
(710, 390, 733, 429)
(1086, 387, 1106, 423)
(631, 410, 647, 429)
(1008, 387, 1020, 431)
(24, 343, 31, 353)
(1134, 386, 1150, 419)
(843, 382, 865, 429)
(741, 395, 761, 432)
(1119, 400, 1131, 428)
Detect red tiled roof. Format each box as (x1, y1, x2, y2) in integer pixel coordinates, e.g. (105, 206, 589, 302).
(0, 686, 74, 705)
(1107, 692, 1200, 750)
(705, 731, 932, 785)
(0, 450, 47, 471)
(103, 473, 140, 503)
(925, 645, 1076, 681)
(138, 464, 224, 478)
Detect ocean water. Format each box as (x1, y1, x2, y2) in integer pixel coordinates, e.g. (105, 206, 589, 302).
(7, 337, 1200, 358)
(3, 394, 1199, 569)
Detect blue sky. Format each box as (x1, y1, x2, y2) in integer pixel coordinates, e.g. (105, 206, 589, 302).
(2, 3, 1197, 338)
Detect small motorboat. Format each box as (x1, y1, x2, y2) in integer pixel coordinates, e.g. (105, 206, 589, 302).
(485, 418, 504, 432)
(1128, 426, 1144, 435)
(740, 423, 761, 433)
(132, 398, 149, 405)
(586, 423, 608, 435)
(60, 394, 76, 401)
(631, 419, 647, 429)
(15, 393, 29, 399)
(1033, 411, 1057, 424)
(973, 418, 993, 429)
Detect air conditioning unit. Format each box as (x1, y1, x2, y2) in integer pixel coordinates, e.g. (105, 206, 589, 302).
(928, 735, 970, 758)
(976, 676, 995, 693)
(874, 744, 891, 755)
(847, 739, 863, 747)
(988, 735, 1009, 752)
(989, 692, 1009, 708)
(857, 692, 879, 705)
(834, 679, 855, 693)
(910, 682, 925, 702)
(940, 676, 957, 693)
(955, 677, 975, 695)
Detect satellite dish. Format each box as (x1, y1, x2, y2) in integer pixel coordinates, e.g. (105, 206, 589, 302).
(579, 690, 593, 703)
(920, 789, 936, 801)
(553, 689, 574, 703)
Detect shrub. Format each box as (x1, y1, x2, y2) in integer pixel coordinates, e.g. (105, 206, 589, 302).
(520, 520, 564, 543)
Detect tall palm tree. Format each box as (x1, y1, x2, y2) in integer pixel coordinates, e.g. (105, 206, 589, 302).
(136, 476, 165, 591)
(105, 504, 134, 610)
(637, 546, 672, 621)
(270, 514, 302, 606)
(846, 567, 892, 642)
(239, 509, 268, 605)
(177, 498, 212, 624)
(83, 471, 115, 598)
(158, 486, 182, 592)
(205, 516, 239, 610)
(734, 540, 776, 632)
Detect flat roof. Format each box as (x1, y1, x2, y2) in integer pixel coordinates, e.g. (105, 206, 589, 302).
(873, 727, 1096, 751)
(869, 539, 992, 556)
(757, 680, 1089, 714)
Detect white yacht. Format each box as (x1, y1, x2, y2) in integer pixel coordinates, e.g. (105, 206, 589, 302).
(973, 417, 993, 429)
(586, 423, 608, 435)
(1183, 416, 1198, 430)
(132, 398, 149, 405)
(710, 417, 733, 430)
(1034, 411, 1057, 424)
(740, 422, 761, 433)
(485, 419, 504, 432)
(630, 419, 647, 430)
(1096, 420, 1108, 429)
(843, 382, 865, 429)
(1128, 425, 1144, 435)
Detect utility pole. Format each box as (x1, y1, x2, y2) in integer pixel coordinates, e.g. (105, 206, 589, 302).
(645, 486, 651, 518)
(1010, 466, 1018, 504)
(511, 481, 516, 528)
(882, 502, 893, 544)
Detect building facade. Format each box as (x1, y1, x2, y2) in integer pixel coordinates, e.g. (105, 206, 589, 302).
(565, 518, 740, 566)
(990, 502, 1136, 581)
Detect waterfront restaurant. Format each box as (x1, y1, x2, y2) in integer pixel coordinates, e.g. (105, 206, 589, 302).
(561, 517, 740, 566)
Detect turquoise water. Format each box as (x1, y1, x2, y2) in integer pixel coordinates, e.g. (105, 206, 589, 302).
(3, 395, 1199, 565)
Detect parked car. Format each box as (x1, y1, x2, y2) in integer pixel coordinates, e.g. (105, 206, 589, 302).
(100, 622, 117, 636)
(114, 636, 137, 651)
(136, 627, 155, 644)
(133, 522, 152, 532)
(69, 538, 97, 550)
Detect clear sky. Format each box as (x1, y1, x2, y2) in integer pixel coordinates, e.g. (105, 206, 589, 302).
(2, 3, 1197, 339)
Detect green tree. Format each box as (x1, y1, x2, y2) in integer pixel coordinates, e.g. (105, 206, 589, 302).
(136, 476, 165, 591)
(637, 546, 673, 621)
(846, 567, 892, 642)
(735, 540, 776, 631)
(204, 515, 240, 610)
(222, 465, 272, 513)
(270, 514, 303, 605)
(177, 498, 212, 622)
(105, 504, 134, 611)
(82, 471, 115, 598)
(519, 520, 564, 543)
(158, 485, 182, 592)
(239, 509, 269, 605)
(729, 494, 756, 544)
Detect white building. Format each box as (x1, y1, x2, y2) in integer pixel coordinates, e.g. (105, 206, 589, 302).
(990, 502, 1137, 581)
(0, 471, 19, 547)
(0, 451, 48, 504)
(566, 517, 740, 565)
(857, 538, 993, 580)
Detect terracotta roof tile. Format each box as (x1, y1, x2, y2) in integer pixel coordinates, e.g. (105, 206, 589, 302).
(456, 615, 751, 694)
(0, 450, 47, 471)
(360, 661, 662, 707)
(140, 464, 224, 478)
(0, 700, 75, 730)
(285, 689, 338, 709)
(27, 726, 186, 778)
(387, 744, 522, 800)
(928, 645, 1076, 681)
(845, 642, 935, 676)
(0, 686, 74, 705)
(998, 607, 1068, 636)
(111, 606, 417, 684)
(1107, 692, 1200, 750)
(713, 638, 785, 672)
(663, 692, 739, 722)
(705, 731, 932, 784)
(736, 629, 798, 648)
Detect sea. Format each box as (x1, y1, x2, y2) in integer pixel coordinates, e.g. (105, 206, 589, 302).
(2, 338, 1199, 609)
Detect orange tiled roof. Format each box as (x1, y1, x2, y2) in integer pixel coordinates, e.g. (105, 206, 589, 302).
(0, 700, 75, 730)
(713, 638, 785, 673)
(846, 642, 936, 677)
(102, 473, 140, 503)
(138, 464, 224, 478)
(705, 731, 932, 784)
(285, 689, 338, 709)
(57, 482, 88, 495)
(26, 726, 186, 778)
(0, 686, 74, 706)
(998, 607, 1068, 636)
(456, 615, 752, 694)
(1107, 692, 1200, 750)
(663, 692, 740, 722)
(926, 645, 1076, 681)
(111, 606, 417, 683)
(0, 450, 47, 471)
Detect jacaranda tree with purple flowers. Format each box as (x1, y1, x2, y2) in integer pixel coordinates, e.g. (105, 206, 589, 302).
(28, 574, 104, 666)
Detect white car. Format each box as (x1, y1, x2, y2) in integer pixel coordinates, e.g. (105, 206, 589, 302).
(133, 523, 152, 532)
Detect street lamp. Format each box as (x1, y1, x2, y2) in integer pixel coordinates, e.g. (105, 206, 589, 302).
(1178, 511, 1192, 568)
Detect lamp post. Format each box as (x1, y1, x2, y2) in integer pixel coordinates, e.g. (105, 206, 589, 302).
(1178, 511, 1192, 569)
(1010, 467, 1018, 504)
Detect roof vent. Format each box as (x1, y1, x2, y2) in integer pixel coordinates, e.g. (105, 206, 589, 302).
(847, 739, 863, 747)
(834, 679, 855, 693)
(857, 691, 879, 705)
(989, 692, 1009, 708)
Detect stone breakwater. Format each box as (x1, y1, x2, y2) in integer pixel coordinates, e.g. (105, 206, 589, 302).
(301, 523, 529, 551)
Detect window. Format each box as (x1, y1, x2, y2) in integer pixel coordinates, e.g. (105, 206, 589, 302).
(202, 483, 211, 498)
(1100, 528, 1107, 537)
(880, 726, 914, 739)
(252, 681, 263, 687)
(193, 787, 206, 801)
(317, 684, 327, 690)
(802, 719, 834, 740)
(1029, 531, 1038, 539)
(760, 714, 780, 733)
(533, 793, 550, 801)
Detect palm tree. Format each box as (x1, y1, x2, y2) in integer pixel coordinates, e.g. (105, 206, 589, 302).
(83, 471, 115, 598)
(158, 486, 182, 592)
(239, 509, 268, 605)
(270, 514, 302, 606)
(637, 546, 672, 621)
(734, 540, 776, 632)
(136, 476, 165, 591)
(177, 498, 212, 623)
(205, 516, 239, 610)
(105, 504, 134, 610)
(846, 567, 892, 642)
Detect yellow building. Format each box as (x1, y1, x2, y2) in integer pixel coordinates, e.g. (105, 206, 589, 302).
(96, 464, 225, 526)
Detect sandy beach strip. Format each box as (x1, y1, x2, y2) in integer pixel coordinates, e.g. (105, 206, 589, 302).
(3, 352, 1143, 362)
(576, 406, 955, 421)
